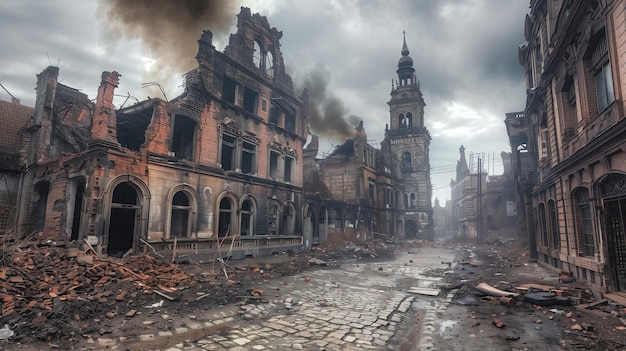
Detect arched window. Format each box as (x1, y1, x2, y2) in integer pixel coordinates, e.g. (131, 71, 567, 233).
(410, 193, 416, 208)
(281, 203, 295, 235)
(398, 113, 405, 128)
(265, 50, 274, 77)
(170, 191, 191, 238)
(406, 112, 413, 128)
(240, 198, 254, 236)
(329, 208, 341, 229)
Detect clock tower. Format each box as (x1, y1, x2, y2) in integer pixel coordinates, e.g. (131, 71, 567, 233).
(383, 33, 432, 240)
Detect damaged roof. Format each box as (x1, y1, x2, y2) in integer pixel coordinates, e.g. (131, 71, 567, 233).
(0, 99, 33, 163)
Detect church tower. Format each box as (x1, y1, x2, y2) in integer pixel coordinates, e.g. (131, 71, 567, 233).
(384, 33, 433, 240)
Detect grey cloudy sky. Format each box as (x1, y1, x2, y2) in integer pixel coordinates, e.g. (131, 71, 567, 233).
(0, 1, 529, 203)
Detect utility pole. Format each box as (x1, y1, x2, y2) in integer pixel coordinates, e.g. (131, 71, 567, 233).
(477, 157, 483, 243)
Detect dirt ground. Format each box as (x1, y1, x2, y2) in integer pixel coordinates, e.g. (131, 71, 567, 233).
(1, 236, 626, 350)
(437, 240, 626, 350)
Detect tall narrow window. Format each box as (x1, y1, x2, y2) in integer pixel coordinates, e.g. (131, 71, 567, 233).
(406, 112, 413, 128)
(269, 106, 281, 125)
(265, 50, 274, 77)
(218, 198, 233, 237)
(539, 203, 548, 247)
(240, 199, 254, 236)
(220, 133, 236, 171)
(172, 116, 196, 161)
(241, 141, 256, 174)
(575, 189, 594, 257)
(402, 152, 412, 170)
(170, 192, 191, 238)
(253, 41, 262, 69)
(269, 151, 280, 179)
(591, 33, 614, 112)
(222, 77, 237, 104)
(243, 88, 258, 115)
(284, 156, 294, 183)
(548, 200, 560, 249)
(284, 112, 295, 133)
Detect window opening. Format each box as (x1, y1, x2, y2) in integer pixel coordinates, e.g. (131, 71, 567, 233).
(172, 116, 196, 161)
(171, 191, 191, 238)
(220, 133, 236, 171)
(241, 141, 256, 174)
(243, 87, 258, 114)
(284, 156, 294, 183)
(222, 77, 237, 104)
(269, 151, 280, 179)
(240, 199, 254, 236)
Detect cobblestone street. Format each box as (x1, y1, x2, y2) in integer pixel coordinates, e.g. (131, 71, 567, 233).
(113, 246, 457, 351)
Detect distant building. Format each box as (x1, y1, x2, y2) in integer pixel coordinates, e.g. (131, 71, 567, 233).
(303, 35, 434, 241)
(516, 0, 626, 292)
(450, 147, 517, 242)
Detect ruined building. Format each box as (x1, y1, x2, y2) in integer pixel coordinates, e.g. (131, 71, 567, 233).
(1, 8, 435, 260)
(2, 8, 308, 260)
(514, 0, 626, 292)
(303, 36, 433, 241)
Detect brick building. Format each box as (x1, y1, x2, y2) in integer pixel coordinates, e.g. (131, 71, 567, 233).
(1, 7, 435, 260)
(3, 8, 307, 260)
(515, 0, 626, 292)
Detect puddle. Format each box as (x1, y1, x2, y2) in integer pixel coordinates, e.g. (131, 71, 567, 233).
(440, 320, 458, 333)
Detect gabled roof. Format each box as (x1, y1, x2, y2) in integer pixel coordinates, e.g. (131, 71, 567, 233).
(0, 99, 33, 159)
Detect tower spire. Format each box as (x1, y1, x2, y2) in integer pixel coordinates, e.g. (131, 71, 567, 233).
(402, 30, 410, 56)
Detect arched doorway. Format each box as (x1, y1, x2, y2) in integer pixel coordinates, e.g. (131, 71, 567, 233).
(108, 182, 140, 257)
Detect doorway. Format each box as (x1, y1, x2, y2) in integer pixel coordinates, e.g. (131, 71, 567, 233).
(108, 182, 140, 257)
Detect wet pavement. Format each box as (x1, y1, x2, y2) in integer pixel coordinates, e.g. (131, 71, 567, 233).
(99, 246, 459, 350)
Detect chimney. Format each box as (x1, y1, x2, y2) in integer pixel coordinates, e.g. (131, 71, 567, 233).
(31, 66, 59, 163)
(91, 71, 121, 142)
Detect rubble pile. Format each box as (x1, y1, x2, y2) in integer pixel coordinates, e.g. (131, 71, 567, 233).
(0, 235, 195, 343)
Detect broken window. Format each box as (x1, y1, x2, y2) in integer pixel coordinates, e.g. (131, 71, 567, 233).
(117, 107, 152, 152)
(66, 178, 85, 241)
(172, 115, 196, 161)
(265, 50, 274, 77)
(269, 106, 281, 125)
(243, 87, 258, 115)
(34, 181, 50, 232)
(269, 151, 280, 179)
(220, 133, 236, 171)
(240, 199, 254, 236)
(281, 204, 294, 235)
(284, 111, 295, 133)
(241, 141, 256, 174)
(170, 191, 191, 238)
(267, 202, 279, 235)
(329, 208, 341, 229)
(218, 197, 233, 237)
(284, 156, 294, 183)
(253, 40, 262, 69)
(222, 77, 237, 104)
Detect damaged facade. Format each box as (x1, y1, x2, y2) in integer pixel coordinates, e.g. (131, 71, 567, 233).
(303, 35, 433, 241)
(5, 8, 307, 260)
(515, 0, 626, 292)
(0, 7, 435, 260)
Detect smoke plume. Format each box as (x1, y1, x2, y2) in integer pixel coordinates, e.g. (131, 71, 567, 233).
(99, 0, 237, 96)
(295, 63, 360, 142)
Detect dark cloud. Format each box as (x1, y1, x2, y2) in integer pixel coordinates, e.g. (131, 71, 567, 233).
(98, 0, 238, 88)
